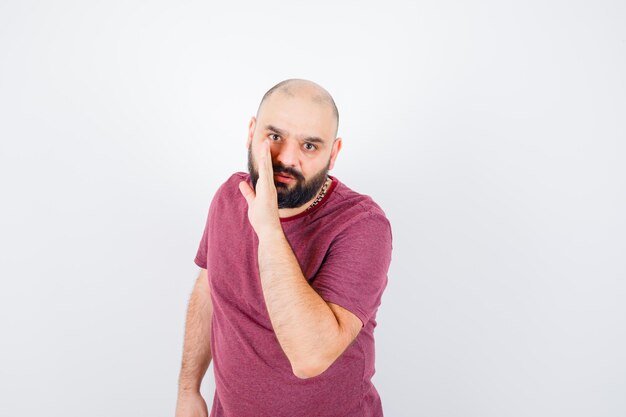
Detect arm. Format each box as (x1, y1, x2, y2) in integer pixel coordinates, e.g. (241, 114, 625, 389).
(175, 268, 213, 417)
(257, 228, 362, 379)
(238, 139, 362, 379)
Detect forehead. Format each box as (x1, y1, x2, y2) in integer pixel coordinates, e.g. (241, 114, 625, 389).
(258, 92, 336, 141)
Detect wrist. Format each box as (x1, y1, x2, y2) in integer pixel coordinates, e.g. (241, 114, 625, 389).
(177, 378, 201, 395)
(256, 222, 283, 241)
(178, 386, 201, 396)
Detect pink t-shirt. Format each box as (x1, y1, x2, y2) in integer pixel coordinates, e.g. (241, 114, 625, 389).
(194, 172, 393, 417)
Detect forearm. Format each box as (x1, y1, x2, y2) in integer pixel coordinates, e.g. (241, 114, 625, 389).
(257, 227, 341, 376)
(178, 274, 213, 393)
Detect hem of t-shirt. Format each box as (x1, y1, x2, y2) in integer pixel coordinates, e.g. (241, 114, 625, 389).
(194, 256, 206, 269)
(279, 175, 339, 223)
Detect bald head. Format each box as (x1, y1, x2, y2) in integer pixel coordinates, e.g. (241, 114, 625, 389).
(256, 79, 339, 137)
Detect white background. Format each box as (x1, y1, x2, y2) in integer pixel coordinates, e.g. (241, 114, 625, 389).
(1, 1, 625, 416)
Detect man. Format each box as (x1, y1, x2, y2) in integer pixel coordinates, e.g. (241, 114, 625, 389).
(175, 79, 393, 417)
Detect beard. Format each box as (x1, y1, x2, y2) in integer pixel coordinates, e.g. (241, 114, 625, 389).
(247, 148, 330, 209)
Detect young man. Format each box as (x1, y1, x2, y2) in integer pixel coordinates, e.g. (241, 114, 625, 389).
(175, 79, 393, 417)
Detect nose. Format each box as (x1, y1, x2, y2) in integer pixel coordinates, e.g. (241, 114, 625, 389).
(272, 139, 299, 168)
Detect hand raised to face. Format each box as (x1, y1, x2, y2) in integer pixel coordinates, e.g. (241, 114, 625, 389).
(239, 139, 282, 236)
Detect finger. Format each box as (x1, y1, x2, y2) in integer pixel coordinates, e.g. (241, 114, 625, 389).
(260, 139, 274, 186)
(238, 181, 255, 204)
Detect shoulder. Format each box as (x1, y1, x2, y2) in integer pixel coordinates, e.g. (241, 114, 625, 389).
(213, 171, 250, 199)
(330, 178, 387, 215)
(324, 178, 392, 241)
(206, 171, 250, 215)
(222, 171, 250, 190)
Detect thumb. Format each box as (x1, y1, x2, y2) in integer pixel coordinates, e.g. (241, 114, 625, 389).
(238, 181, 255, 205)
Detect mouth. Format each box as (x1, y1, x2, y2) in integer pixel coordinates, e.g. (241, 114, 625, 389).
(274, 172, 295, 184)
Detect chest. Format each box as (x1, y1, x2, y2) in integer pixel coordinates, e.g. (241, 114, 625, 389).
(205, 205, 334, 325)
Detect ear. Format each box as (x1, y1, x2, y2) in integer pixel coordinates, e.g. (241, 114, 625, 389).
(328, 137, 342, 171)
(246, 117, 256, 149)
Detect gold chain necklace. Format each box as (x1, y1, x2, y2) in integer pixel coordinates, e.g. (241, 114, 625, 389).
(305, 177, 331, 211)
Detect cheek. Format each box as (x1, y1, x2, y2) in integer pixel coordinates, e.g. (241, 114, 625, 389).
(301, 160, 322, 178)
(249, 147, 264, 171)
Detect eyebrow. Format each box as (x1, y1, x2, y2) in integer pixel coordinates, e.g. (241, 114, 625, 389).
(265, 124, 326, 144)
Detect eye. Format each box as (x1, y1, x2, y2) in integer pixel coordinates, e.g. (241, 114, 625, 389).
(269, 133, 280, 141)
(303, 142, 317, 151)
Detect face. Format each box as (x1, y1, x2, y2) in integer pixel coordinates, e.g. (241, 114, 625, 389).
(247, 91, 342, 209)
(247, 148, 330, 209)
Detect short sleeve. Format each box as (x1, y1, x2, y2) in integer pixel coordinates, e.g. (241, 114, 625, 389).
(194, 188, 221, 269)
(193, 173, 245, 270)
(193, 205, 210, 269)
(309, 211, 393, 327)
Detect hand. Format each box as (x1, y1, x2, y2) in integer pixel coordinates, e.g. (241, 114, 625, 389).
(175, 390, 208, 417)
(239, 139, 281, 236)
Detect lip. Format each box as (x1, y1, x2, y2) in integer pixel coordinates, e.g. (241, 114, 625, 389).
(274, 172, 294, 183)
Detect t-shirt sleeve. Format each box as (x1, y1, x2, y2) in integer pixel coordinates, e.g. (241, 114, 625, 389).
(309, 211, 393, 327)
(194, 185, 222, 269)
(193, 173, 244, 269)
(193, 204, 210, 269)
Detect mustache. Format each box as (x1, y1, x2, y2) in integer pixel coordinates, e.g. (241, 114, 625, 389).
(272, 164, 305, 181)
